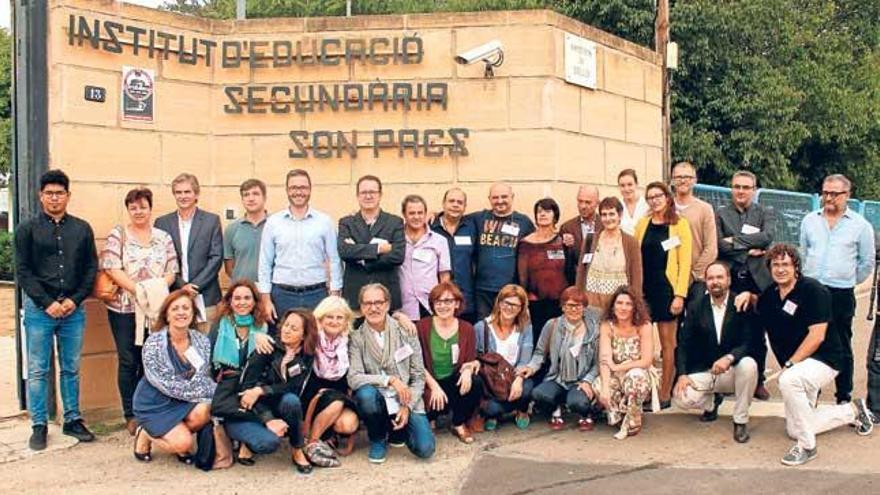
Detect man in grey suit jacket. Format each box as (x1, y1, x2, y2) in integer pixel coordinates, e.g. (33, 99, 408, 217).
(154, 173, 223, 331)
(338, 175, 406, 311)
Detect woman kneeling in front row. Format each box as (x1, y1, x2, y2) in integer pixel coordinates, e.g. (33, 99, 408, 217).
(520, 287, 600, 431)
(133, 290, 215, 463)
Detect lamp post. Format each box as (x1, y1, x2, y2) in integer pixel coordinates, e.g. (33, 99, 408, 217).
(655, 0, 671, 181)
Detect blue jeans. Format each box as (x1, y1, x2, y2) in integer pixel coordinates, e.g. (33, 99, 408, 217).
(532, 380, 596, 417)
(23, 296, 86, 425)
(483, 378, 534, 419)
(224, 393, 305, 453)
(354, 385, 435, 459)
(271, 285, 327, 317)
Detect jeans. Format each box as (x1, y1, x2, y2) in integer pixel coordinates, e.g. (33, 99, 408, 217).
(271, 285, 327, 317)
(827, 287, 856, 402)
(106, 311, 142, 419)
(673, 357, 758, 424)
(778, 358, 854, 450)
(531, 380, 597, 417)
(426, 372, 483, 427)
(354, 385, 435, 459)
(23, 296, 86, 425)
(483, 378, 534, 419)
(224, 392, 305, 453)
(868, 317, 880, 415)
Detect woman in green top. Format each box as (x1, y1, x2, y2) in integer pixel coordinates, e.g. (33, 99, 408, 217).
(416, 281, 482, 444)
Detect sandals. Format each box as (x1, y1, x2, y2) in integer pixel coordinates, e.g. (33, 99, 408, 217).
(452, 425, 474, 444)
(236, 444, 255, 466)
(133, 426, 152, 463)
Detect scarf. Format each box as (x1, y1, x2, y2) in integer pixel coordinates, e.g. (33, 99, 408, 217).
(363, 316, 400, 371)
(558, 317, 584, 383)
(280, 347, 299, 381)
(314, 329, 350, 380)
(212, 314, 267, 369)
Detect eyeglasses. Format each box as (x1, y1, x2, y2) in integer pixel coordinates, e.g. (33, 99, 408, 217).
(646, 193, 666, 202)
(358, 190, 381, 197)
(672, 175, 696, 181)
(821, 190, 848, 198)
(434, 298, 457, 306)
(732, 185, 754, 191)
(41, 190, 69, 198)
(500, 300, 522, 310)
(562, 303, 584, 310)
(361, 299, 387, 308)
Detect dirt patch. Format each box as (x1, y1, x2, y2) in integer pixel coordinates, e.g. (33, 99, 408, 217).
(0, 284, 15, 338)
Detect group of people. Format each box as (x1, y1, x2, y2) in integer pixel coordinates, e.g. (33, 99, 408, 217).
(14, 163, 879, 470)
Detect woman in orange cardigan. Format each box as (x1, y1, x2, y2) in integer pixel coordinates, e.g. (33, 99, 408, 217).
(634, 182, 692, 407)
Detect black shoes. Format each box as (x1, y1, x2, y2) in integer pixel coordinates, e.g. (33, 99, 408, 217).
(733, 423, 750, 443)
(62, 419, 96, 442)
(29, 425, 48, 451)
(753, 384, 770, 401)
(701, 394, 723, 422)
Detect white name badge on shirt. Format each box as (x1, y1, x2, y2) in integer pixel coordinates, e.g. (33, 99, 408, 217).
(584, 224, 595, 234)
(547, 249, 566, 260)
(581, 253, 594, 264)
(501, 223, 520, 236)
(782, 300, 798, 316)
(183, 346, 205, 373)
(394, 343, 414, 362)
(370, 237, 389, 245)
(661, 236, 681, 251)
(569, 343, 582, 358)
(451, 344, 460, 364)
(287, 363, 302, 377)
(741, 224, 761, 235)
(454, 236, 472, 246)
(413, 248, 434, 263)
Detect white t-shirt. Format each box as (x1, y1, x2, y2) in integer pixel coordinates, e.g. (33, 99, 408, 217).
(620, 196, 649, 236)
(492, 326, 521, 366)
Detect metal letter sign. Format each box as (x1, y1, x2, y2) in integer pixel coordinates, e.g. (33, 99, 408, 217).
(121, 66, 155, 122)
(564, 33, 597, 90)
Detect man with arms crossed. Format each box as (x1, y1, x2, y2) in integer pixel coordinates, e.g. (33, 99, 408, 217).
(224, 178, 267, 283)
(431, 188, 478, 322)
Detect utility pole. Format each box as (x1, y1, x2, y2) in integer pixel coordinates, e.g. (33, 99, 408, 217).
(655, 0, 671, 181)
(236, 0, 247, 20)
(347, 0, 353, 17)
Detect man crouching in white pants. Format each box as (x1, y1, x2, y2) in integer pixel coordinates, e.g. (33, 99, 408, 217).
(736, 243, 873, 466)
(673, 261, 757, 443)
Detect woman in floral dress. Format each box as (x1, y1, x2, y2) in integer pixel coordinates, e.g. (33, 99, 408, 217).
(594, 286, 655, 439)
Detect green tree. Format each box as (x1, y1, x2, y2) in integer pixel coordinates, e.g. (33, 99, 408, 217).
(0, 29, 11, 181)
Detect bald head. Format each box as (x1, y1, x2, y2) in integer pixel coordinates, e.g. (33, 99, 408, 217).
(577, 185, 600, 220)
(489, 183, 514, 216)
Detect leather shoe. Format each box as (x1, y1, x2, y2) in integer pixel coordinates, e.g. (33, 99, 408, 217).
(753, 384, 770, 401)
(700, 394, 723, 422)
(733, 422, 750, 443)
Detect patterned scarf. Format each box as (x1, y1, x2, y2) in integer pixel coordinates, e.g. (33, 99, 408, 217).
(314, 329, 350, 380)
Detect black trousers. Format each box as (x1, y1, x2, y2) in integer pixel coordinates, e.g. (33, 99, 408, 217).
(476, 290, 498, 321)
(867, 316, 880, 415)
(529, 299, 561, 348)
(427, 372, 483, 427)
(106, 311, 143, 419)
(827, 286, 856, 402)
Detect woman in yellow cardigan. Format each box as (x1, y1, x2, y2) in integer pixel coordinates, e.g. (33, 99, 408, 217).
(634, 182, 692, 407)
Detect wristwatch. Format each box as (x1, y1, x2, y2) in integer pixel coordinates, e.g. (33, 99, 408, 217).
(784, 360, 794, 369)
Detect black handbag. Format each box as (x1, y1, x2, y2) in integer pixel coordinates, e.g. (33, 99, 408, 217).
(210, 370, 260, 423)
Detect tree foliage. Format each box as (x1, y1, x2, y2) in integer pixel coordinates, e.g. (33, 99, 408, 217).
(0, 29, 11, 180)
(161, 0, 880, 198)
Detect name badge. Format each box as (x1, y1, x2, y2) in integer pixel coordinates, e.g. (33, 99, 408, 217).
(569, 343, 582, 358)
(782, 300, 798, 316)
(287, 363, 302, 377)
(661, 236, 681, 251)
(741, 224, 760, 235)
(500, 223, 520, 236)
(183, 346, 205, 372)
(584, 224, 595, 234)
(454, 235, 472, 246)
(547, 249, 566, 260)
(383, 394, 401, 415)
(370, 237, 389, 245)
(581, 253, 594, 264)
(394, 343, 414, 362)
(451, 344, 460, 364)
(412, 248, 434, 263)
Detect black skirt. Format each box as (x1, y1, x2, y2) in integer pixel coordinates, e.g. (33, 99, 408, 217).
(641, 222, 676, 322)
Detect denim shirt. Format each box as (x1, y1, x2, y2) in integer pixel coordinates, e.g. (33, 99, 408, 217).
(799, 209, 875, 289)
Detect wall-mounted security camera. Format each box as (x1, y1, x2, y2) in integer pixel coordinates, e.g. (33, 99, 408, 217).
(454, 40, 504, 78)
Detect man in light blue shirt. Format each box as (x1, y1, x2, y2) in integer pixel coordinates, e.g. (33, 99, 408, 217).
(259, 169, 343, 319)
(800, 174, 875, 403)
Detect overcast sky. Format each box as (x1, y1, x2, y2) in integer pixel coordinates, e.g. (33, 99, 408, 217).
(1, 1, 166, 30)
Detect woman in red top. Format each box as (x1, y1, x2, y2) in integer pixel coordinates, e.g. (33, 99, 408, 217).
(517, 198, 569, 346)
